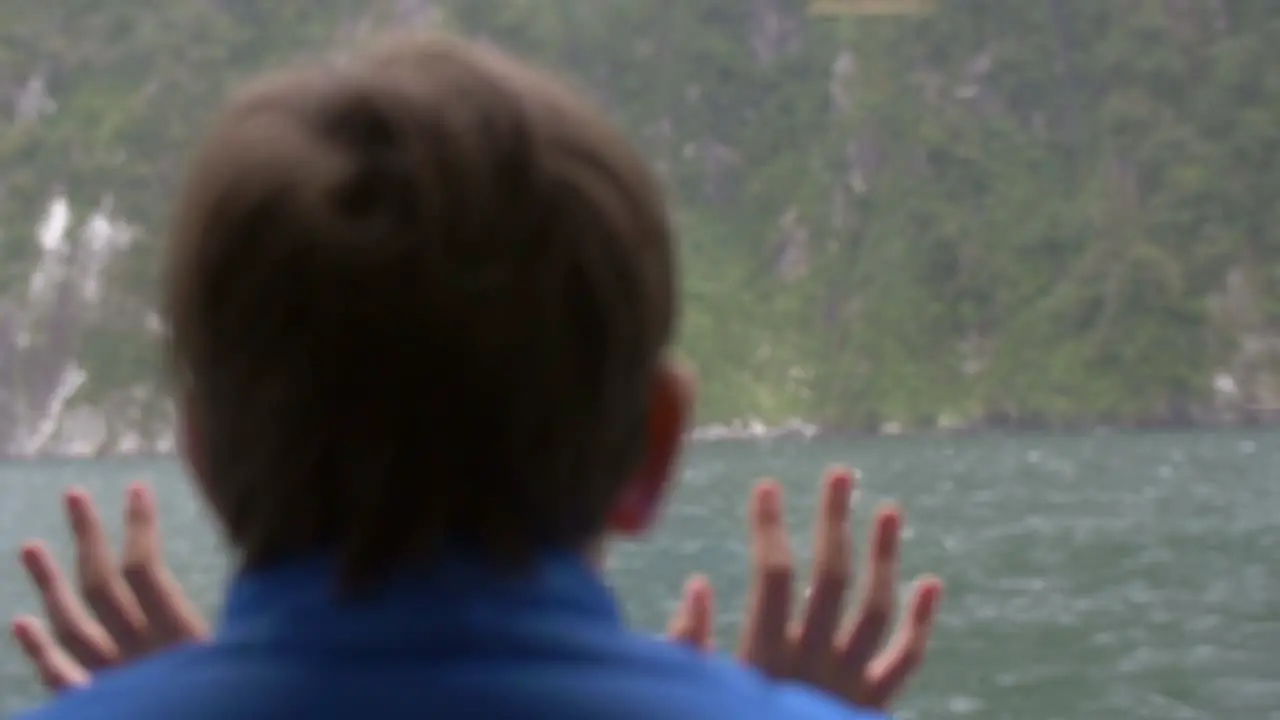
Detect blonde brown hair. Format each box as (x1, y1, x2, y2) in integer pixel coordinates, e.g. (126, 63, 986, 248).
(164, 34, 676, 590)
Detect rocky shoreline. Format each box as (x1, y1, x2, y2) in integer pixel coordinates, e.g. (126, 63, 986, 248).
(690, 406, 1280, 444)
(4, 411, 1276, 463)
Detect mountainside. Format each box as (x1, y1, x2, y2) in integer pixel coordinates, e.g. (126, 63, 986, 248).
(2, 0, 1278, 456)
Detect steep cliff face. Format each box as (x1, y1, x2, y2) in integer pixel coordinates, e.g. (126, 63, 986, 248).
(1, 1, 1279, 455)
(0, 196, 171, 457)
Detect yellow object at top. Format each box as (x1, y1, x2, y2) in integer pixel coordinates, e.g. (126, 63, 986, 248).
(807, 0, 937, 17)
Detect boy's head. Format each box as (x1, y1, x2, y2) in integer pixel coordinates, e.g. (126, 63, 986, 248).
(164, 34, 690, 588)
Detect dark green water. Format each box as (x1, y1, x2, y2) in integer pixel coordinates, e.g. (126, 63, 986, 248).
(1, 431, 1277, 718)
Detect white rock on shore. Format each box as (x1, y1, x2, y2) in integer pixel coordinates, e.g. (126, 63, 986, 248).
(688, 418, 819, 442)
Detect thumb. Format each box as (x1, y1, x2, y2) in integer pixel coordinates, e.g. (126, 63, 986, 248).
(665, 574, 715, 650)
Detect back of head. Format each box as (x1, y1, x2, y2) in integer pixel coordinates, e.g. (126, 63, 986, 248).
(165, 34, 676, 589)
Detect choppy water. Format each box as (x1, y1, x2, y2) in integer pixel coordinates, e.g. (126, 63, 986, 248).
(1, 431, 1278, 718)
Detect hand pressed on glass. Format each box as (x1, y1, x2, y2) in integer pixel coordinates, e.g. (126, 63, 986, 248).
(12, 483, 208, 691)
(13, 471, 939, 712)
(668, 468, 942, 710)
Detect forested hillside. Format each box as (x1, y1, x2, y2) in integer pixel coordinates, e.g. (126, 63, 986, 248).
(1, 0, 1277, 455)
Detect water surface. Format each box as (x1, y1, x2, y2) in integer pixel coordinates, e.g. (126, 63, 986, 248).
(1, 431, 1277, 718)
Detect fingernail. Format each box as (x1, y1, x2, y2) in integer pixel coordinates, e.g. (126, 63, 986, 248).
(65, 491, 87, 511)
(66, 496, 88, 522)
(127, 485, 148, 513)
(876, 513, 901, 558)
(757, 483, 782, 518)
(684, 574, 703, 597)
(879, 508, 901, 533)
(18, 547, 40, 569)
(915, 579, 942, 620)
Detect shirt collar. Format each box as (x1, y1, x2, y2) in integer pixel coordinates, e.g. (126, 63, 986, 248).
(217, 550, 622, 647)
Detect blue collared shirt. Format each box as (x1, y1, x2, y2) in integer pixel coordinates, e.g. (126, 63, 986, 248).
(20, 552, 884, 719)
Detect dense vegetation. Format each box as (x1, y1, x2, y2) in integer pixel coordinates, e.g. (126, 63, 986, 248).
(1, 0, 1277, 450)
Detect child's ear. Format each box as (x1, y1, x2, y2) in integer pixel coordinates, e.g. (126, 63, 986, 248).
(607, 359, 694, 536)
